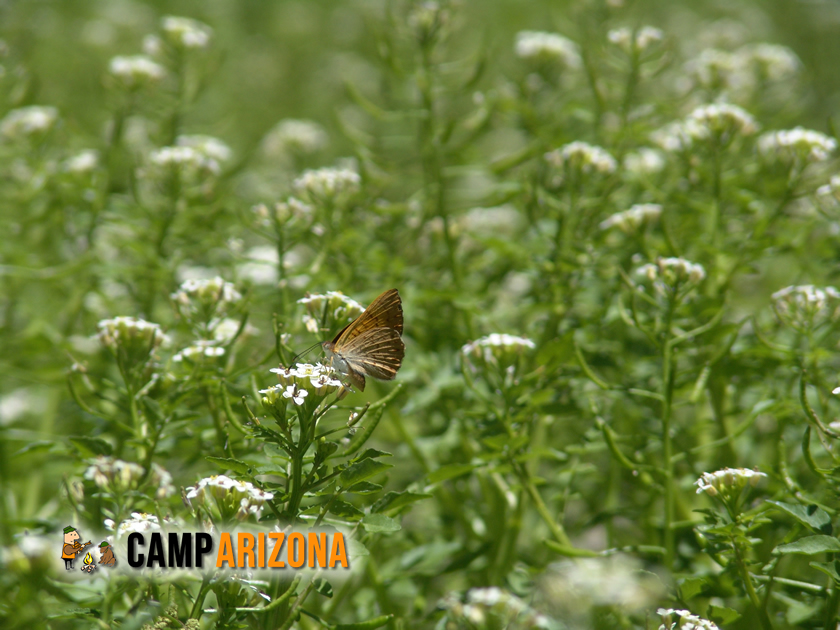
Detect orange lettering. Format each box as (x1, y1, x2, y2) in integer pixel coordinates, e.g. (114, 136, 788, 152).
(329, 533, 348, 568)
(309, 533, 327, 568)
(237, 533, 256, 568)
(216, 533, 235, 568)
(268, 533, 285, 568)
(288, 532, 305, 568)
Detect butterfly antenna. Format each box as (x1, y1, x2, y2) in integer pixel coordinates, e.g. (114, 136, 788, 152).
(288, 341, 323, 367)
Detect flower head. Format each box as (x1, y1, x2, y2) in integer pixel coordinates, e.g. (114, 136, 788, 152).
(545, 141, 617, 186)
(104, 512, 177, 537)
(757, 127, 836, 164)
(636, 257, 705, 297)
(607, 26, 664, 54)
(736, 43, 800, 82)
(171, 276, 242, 324)
(600, 204, 662, 234)
(461, 334, 535, 381)
(176, 135, 232, 164)
(298, 291, 365, 334)
(261, 119, 328, 157)
(439, 587, 550, 629)
(658, 608, 720, 630)
(185, 475, 274, 522)
(515, 31, 581, 68)
(772, 284, 840, 332)
(269, 363, 343, 398)
(0, 105, 58, 140)
(623, 147, 666, 177)
(292, 166, 361, 205)
(84, 456, 173, 499)
(108, 55, 166, 89)
(252, 197, 314, 228)
(161, 16, 213, 50)
(97, 316, 169, 366)
(62, 149, 99, 175)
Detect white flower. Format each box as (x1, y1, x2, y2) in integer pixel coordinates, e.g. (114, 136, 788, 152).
(63, 150, 99, 174)
(148, 145, 221, 176)
(683, 48, 740, 91)
(282, 385, 308, 406)
(658, 608, 720, 630)
(607, 26, 663, 53)
(515, 31, 581, 68)
(298, 291, 365, 333)
(84, 456, 146, 492)
(687, 103, 758, 139)
(253, 197, 314, 227)
(176, 135, 232, 164)
(636, 257, 705, 293)
(292, 166, 361, 202)
(237, 245, 279, 286)
(736, 43, 800, 81)
(461, 334, 535, 375)
(623, 147, 666, 176)
(600, 204, 662, 233)
(695, 468, 766, 497)
(108, 55, 166, 88)
(0, 105, 58, 139)
(651, 120, 705, 153)
(757, 127, 836, 163)
(545, 141, 617, 183)
(817, 175, 840, 206)
(161, 16, 212, 49)
(172, 342, 226, 362)
(261, 119, 328, 156)
(185, 475, 274, 521)
(97, 316, 169, 354)
(171, 276, 242, 316)
(772, 284, 840, 331)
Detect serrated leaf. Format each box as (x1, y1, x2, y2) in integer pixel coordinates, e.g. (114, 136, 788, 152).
(205, 456, 255, 476)
(350, 448, 392, 463)
(313, 578, 333, 598)
(326, 499, 364, 519)
(767, 501, 833, 534)
(346, 481, 382, 495)
(333, 614, 392, 630)
(427, 463, 478, 484)
(339, 459, 392, 488)
(774, 535, 840, 555)
(361, 513, 401, 533)
(372, 490, 432, 514)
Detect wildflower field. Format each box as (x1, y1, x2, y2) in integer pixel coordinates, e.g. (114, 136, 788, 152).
(4, 1, 840, 628)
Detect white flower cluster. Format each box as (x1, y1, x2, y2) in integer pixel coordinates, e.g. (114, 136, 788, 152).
(185, 475, 274, 521)
(695, 467, 766, 498)
(173, 341, 226, 363)
(658, 608, 720, 630)
(104, 512, 175, 536)
(817, 175, 840, 206)
(268, 362, 344, 399)
(0, 105, 58, 139)
(514, 31, 581, 68)
(543, 556, 663, 614)
(652, 104, 757, 152)
(772, 284, 840, 331)
(252, 197, 314, 228)
(600, 203, 662, 233)
(261, 119, 328, 157)
(176, 134, 233, 164)
(623, 147, 666, 177)
(171, 276, 242, 313)
(161, 16, 213, 50)
(293, 166, 361, 203)
(108, 55, 166, 88)
(461, 334, 536, 374)
(84, 456, 175, 499)
(757, 127, 836, 164)
(684, 44, 800, 96)
(637, 257, 706, 292)
(298, 291, 365, 334)
(97, 316, 169, 355)
(440, 587, 550, 629)
(149, 145, 222, 177)
(607, 26, 664, 54)
(544, 142, 617, 182)
(62, 149, 99, 175)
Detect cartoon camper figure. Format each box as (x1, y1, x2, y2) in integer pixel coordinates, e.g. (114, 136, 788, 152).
(61, 526, 92, 570)
(98, 541, 117, 567)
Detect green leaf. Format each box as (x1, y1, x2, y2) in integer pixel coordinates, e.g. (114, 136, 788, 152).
(811, 561, 840, 583)
(482, 433, 528, 452)
(339, 459, 392, 488)
(678, 576, 709, 600)
(774, 535, 840, 555)
(372, 490, 432, 514)
(361, 513, 401, 533)
(427, 463, 479, 484)
(205, 456, 255, 476)
(708, 605, 740, 625)
(14, 440, 59, 457)
(333, 614, 393, 630)
(313, 578, 333, 598)
(67, 436, 112, 457)
(350, 448, 392, 463)
(348, 538, 369, 558)
(346, 481, 382, 495)
(767, 501, 833, 535)
(326, 499, 364, 519)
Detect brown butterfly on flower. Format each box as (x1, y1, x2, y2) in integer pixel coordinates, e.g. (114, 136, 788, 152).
(321, 289, 405, 391)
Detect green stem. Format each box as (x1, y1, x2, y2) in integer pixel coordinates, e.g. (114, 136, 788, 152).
(662, 299, 676, 568)
(732, 538, 773, 630)
(514, 461, 570, 546)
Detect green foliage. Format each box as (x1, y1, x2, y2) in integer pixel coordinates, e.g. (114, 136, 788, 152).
(3, 1, 840, 629)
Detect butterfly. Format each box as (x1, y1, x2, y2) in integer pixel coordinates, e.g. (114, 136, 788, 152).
(321, 289, 405, 391)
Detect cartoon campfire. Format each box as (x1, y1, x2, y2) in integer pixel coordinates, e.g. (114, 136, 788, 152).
(80, 551, 97, 574)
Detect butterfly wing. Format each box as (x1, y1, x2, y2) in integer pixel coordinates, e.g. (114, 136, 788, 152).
(331, 289, 403, 345)
(337, 327, 405, 390)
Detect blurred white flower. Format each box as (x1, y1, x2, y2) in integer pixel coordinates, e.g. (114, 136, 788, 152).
(636, 257, 706, 294)
(84, 456, 145, 493)
(817, 175, 840, 206)
(149, 145, 221, 176)
(261, 119, 328, 157)
(293, 166, 361, 203)
(97, 316, 169, 357)
(688, 103, 758, 139)
(108, 55, 166, 88)
(545, 141, 617, 185)
(161, 16, 212, 50)
(607, 26, 664, 54)
(105, 512, 174, 536)
(600, 203, 662, 233)
(772, 284, 840, 331)
(623, 147, 666, 176)
(0, 105, 58, 139)
(185, 475, 274, 521)
(658, 608, 720, 630)
(176, 134, 232, 164)
(515, 31, 581, 68)
(736, 43, 800, 82)
(695, 467, 766, 497)
(172, 341, 226, 363)
(238, 245, 279, 286)
(757, 127, 836, 164)
(298, 291, 365, 333)
(62, 149, 99, 174)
